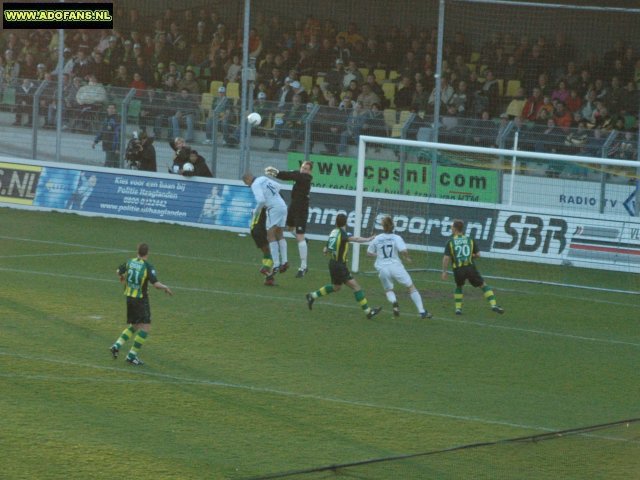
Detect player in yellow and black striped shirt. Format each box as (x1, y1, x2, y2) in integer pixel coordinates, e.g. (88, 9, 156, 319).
(306, 214, 382, 319)
(109, 243, 173, 365)
(442, 220, 503, 315)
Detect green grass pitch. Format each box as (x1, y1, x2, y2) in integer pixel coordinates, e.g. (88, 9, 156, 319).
(1, 208, 638, 479)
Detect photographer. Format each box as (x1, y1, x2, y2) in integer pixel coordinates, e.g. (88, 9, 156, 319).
(125, 130, 157, 172)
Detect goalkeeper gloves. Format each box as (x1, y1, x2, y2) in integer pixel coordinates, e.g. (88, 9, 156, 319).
(264, 166, 279, 177)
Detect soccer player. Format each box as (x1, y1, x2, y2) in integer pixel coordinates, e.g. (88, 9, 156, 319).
(110, 243, 173, 366)
(306, 213, 382, 319)
(243, 172, 288, 274)
(265, 161, 313, 278)
(251, 206, 275, 286)
(367, 216, 433, 319)
(442, 219, 504, 315)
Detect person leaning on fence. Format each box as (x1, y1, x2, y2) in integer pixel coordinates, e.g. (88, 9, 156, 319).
(92, 103, 120, 169)
(183, 150, 213, 178)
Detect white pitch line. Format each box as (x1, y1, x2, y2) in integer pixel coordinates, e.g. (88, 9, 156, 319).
(1, 265, 638, 348)
(0, 353, 637, 446)
(0, 351, 580, 434)
(0, 251, 113, 259)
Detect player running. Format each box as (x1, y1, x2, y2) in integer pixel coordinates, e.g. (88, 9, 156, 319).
(306, 213, 382, 319)
(367, 216, 432, 319)
(442, 219, 504, 315)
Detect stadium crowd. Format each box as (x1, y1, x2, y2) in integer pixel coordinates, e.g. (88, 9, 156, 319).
(0, 6, 638, 161)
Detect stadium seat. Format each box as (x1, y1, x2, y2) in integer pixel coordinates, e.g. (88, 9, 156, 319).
(505, 79, 521, 97)
(226, 82, 240, 100)
(359, 67, 369, 79)
(210, 80, 224, 95)
(383, 108, 397, 129)
(200, 93, 214, 120)
(496, 79, 504, 96)
(300, 75, 313, 92)
(388, 70, 400, 82)
(470, 51, 481, 63)
(391, 110, 412, 137)
(466, 63, 476, 74)
(382, 82, 396, 108)
(315, 75, 326, 88)
(373, 69, 386, 83)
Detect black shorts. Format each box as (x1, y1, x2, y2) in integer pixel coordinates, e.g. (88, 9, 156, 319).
(251, 221, 268, 249)
(286, 206, 308, 234)
(126, 296, 151, 324)
(453, 265, 484, 288)
(329, 259, 352, 285)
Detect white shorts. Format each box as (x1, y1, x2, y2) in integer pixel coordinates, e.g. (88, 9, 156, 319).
(266, 204, 287, 230)
(377, 263, 413, 290)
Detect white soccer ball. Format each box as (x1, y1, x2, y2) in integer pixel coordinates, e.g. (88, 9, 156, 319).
(171, 164, 181, 174)
(182, 162, 195, 172)
(247, 112, 262, 126)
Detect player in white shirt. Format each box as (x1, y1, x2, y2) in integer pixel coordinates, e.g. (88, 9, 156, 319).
(243, 173, 289, 276)
(367, 216, 432, 319)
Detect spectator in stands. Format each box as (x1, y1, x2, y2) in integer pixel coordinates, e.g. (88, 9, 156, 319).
(325, 58, 345, 96)
(607, 76, 625, 114)
(452, 55, 471, 82)
(338, 100, 368, 155)
(580, 89, 598, 122)
(71, 47, 92, 80)
(563, 119, 590, 155)
(551, 80, 570, 104)
(342, 60, 363, 90)
(533, 118, 565, 153)
(178, 68, 200, 94)
(361, 102, 388, 142)
(333, 36, 351, 64)
(111, 64, 130, 88)
(129, 72, 148, 97)
(357, 82, 381, 110)
(344, 79, 361, 101)
(521, 87, 544, 121)
(92, 103, 120, 168)
(270, 93, 306, 152)
(448, 80, 471, 117)
(20, 53, 38, 80)
(13, 78, 36, 126)
(226, 54, 242, 83)
(308, 84, 326, 105)
(316, 37, 336, 72)
(536, 95, 554, 123)
(169, 88, 198, 142)
(364, 73, 385, 101)
(565, 88, 583, 114)
(613, 131, 637, 160)
(553, 101, 573, 131)
(395, 75, 415, 111)
(75, 74, 108, 129)
(133, 56, 154, 86)
(91, 51, 111, 84)
(169, 136, 191, 173)
(139, 89, 168, 139)
(478, 70, 501, 116)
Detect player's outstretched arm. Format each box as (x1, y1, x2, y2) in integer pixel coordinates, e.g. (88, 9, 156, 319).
(153, 281, 173, 296)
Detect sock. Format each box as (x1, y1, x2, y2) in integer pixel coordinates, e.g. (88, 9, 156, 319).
(410, 290, 425, 313)
(262, 253, 273, 270)
(354, 289, 370, 314)
(298, 240, 308, 270)
(385, 290, 397, 304)
(269, 241, 280, 268)
(311, 285, 334, 299)
(278, 238, 288, 264)
(114, 326, 135, 349)
(482, 285, 497, 307)
(127, 330, 148, 359)
(454, 287, 463, 311)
